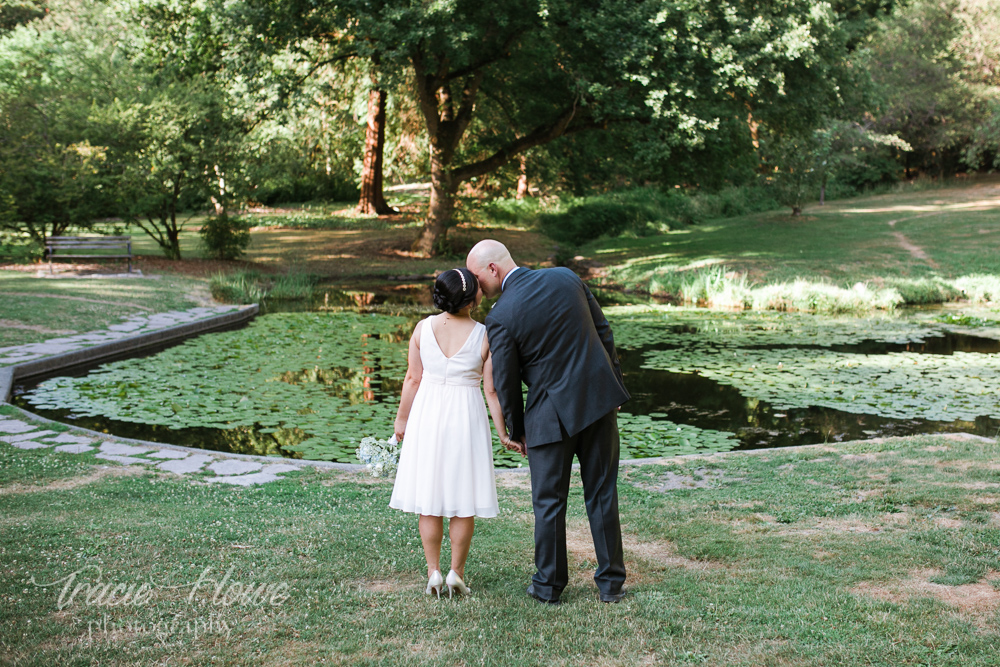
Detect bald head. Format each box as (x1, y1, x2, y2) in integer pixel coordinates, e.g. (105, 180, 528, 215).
(467, 240, 518, 298)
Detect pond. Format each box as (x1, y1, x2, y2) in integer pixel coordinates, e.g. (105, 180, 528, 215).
(13, 291, 1000, 468)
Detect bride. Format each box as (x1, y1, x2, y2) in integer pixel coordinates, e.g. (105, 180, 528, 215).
(389, 268, 519, 598)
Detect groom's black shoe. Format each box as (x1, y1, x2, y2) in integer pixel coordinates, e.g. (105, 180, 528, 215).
(600, 588, 627, 603)
(526, 585, 561, 606)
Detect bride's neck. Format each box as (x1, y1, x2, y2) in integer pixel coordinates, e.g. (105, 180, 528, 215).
(443, 309, 473, 321)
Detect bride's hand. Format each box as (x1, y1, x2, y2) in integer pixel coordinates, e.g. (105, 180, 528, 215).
(394, 418, 406, 443)
(501, 434, 527, 457)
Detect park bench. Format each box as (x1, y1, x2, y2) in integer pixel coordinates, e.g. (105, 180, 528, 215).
(45, 236, 133, 274)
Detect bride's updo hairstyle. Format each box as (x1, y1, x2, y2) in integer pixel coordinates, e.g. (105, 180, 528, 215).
(433, 268, 478, 314)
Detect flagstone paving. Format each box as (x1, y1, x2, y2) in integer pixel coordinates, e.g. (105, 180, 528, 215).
(0, 306, 242, 367)
(0, 415, 309, 485)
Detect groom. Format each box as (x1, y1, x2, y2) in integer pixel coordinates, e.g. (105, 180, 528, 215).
(467, 240, 629, 604)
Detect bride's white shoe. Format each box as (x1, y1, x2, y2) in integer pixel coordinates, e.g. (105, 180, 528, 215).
(425, 570, 444, 598)
(446, 570, 471, 598)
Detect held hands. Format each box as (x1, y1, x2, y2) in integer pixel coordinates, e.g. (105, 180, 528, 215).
(500, 433, 527, 457)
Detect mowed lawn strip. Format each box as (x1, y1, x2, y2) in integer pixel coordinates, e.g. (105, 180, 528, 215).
(0, 271, 209, 347)
(589, 178, 1000, 289)
(1, 432, 998, 665)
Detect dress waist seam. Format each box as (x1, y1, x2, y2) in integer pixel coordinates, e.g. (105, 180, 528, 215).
(421, 376, 480, 387)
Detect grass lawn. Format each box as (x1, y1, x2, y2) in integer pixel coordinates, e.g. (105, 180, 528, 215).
(0, 271, 211, 348)
(112, 201, 554, 286)
(587, 177, 1000, 294)
(1, 404, 999, 665)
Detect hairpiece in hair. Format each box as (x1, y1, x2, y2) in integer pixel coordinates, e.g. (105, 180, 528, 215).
(453, 268, 467, 293)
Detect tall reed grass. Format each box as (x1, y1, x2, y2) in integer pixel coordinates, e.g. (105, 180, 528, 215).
(670, 266, 905, 313)
(210, 270, 316, 304)
(650, 266, 1000, 312)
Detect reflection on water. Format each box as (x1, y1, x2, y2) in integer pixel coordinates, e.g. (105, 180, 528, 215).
(619, 348, 1000, 449)
(259, 283, 434, 315)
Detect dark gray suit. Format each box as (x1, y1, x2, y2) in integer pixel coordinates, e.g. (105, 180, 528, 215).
(486, 267, 629, 600)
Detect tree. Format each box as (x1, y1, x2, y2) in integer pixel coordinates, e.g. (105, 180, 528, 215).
(236, 0, 892, 253)
(761, 120, 910, 215)
(860, 0, 974, 176)
(88, 0, 280, 259)
(356, 82, 396, 215)
(95, 80, 249, 259)
(813, 120, 910, 203)
(955, 0, 1000, 170)
(0, 9, 114, 249)
(0, 0, 46, 34)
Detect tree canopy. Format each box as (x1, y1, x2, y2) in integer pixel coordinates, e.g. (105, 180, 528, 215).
(1, 0, 998, 256)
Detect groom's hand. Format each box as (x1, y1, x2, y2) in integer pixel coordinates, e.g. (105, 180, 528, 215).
(512, 436, 527, 457)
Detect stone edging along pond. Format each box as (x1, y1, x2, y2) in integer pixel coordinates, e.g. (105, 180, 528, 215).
(0, 305, 260, 403)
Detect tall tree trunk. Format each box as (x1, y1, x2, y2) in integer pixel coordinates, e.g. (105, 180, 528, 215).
(165, 177, 183, 260)
(515, 153, 530, 199)
(413, 148, 455, 255)
(357, 88, 396, 215)
(166, 227, 182, 260)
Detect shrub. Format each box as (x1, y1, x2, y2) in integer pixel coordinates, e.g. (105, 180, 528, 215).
(690, 184, 781, 219)
(538, 188, 691, 246)
(199, 213, 252, 260)
(886, 278, 961, 305)
(539, 200, 635, 245)
(475, 197, 544, 227)
(0, 231, 40, 262)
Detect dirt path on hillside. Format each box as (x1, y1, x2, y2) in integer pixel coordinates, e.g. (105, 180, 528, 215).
(890, 231, 940, 268)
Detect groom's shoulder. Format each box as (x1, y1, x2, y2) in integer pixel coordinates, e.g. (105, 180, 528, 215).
(531, 266, 579, 286)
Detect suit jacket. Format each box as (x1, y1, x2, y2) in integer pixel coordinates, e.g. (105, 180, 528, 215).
(485, 267, 629, 447)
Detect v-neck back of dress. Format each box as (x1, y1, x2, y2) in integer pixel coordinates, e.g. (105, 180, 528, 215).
(420, 317, 486, 387)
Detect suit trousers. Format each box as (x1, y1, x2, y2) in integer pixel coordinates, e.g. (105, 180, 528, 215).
(526, 409, 626, 600)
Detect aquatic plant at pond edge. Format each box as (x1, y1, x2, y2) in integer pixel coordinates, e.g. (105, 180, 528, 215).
(674, 266, 905, 313)
(209, 270, 317, 304)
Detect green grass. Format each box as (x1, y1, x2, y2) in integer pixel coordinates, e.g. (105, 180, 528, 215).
(208, 270, 318, 304)
(2, 432, 1000, 665)
(587, 177, 1000, 310)
(0, 270, 209, 347)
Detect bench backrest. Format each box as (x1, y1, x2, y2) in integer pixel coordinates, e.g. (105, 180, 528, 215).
(47, 236, 131, 249)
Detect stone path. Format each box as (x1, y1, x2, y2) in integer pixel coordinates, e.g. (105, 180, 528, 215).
(0, 306, 242, 367)
(0, 415, 304, 486)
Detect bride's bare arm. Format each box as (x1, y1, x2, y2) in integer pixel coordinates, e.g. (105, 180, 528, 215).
(394, 323, 423, 441)
(483, 347, 526, 457)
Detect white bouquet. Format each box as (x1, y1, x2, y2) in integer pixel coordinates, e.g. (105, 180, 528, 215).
(355, 434, 400, 478)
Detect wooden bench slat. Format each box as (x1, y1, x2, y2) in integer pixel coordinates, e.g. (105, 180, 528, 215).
(48, 254, 132, 258)
(45, 235, 133, 273)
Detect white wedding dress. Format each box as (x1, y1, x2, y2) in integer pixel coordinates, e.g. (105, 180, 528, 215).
(389, 318, 499, 518)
